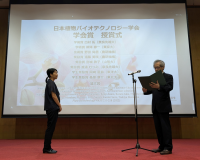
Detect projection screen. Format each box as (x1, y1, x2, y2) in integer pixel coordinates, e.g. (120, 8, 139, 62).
(2, 2, 197, 117)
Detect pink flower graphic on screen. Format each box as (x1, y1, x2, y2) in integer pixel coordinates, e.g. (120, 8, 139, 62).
(18, 30, 75, 105)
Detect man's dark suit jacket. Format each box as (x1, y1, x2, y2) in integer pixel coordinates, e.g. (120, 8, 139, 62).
(144, 72, 173, 113)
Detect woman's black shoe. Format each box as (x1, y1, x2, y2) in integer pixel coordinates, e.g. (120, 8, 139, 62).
(43, 148, 57, 154)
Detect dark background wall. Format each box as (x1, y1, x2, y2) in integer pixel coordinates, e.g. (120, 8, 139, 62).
(0, 7, 200, 139)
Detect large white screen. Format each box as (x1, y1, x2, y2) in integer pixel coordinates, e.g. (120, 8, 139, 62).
(3, 4, 196, 115)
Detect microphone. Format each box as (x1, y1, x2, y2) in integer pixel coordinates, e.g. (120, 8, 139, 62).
(128, 70, 141, 75)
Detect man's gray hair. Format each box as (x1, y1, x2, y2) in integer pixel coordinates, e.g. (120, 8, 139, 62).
(153, 60, 165, 68)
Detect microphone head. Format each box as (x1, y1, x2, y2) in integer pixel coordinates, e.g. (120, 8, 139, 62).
(137, 70, 141, 73)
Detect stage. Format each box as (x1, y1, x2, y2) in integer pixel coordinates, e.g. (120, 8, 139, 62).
(0, 139, 199, 160)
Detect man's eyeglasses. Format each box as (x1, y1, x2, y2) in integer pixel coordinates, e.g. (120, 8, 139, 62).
(154, 67, 161, 69)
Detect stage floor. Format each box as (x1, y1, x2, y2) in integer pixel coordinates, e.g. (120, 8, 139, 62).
(0, 139, 199, 160)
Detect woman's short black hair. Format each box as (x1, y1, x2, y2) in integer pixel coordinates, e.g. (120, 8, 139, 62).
(45, 68, 57, 83)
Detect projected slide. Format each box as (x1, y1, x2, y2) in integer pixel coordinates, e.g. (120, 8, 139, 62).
(18, 19, 180, 106)
(3, 4, 196, 115)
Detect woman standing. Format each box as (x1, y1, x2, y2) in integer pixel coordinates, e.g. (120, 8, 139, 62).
(43, 68, 62, 154)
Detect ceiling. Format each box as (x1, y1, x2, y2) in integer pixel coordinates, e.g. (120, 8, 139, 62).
(0, 0, 199, 7)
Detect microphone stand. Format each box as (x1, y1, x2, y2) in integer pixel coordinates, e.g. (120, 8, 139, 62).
(121, 73, 156, 156)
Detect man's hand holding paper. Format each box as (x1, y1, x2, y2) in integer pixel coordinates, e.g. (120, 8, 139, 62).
(142, 88, 147, 93)
(149, 80, 160, 89)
